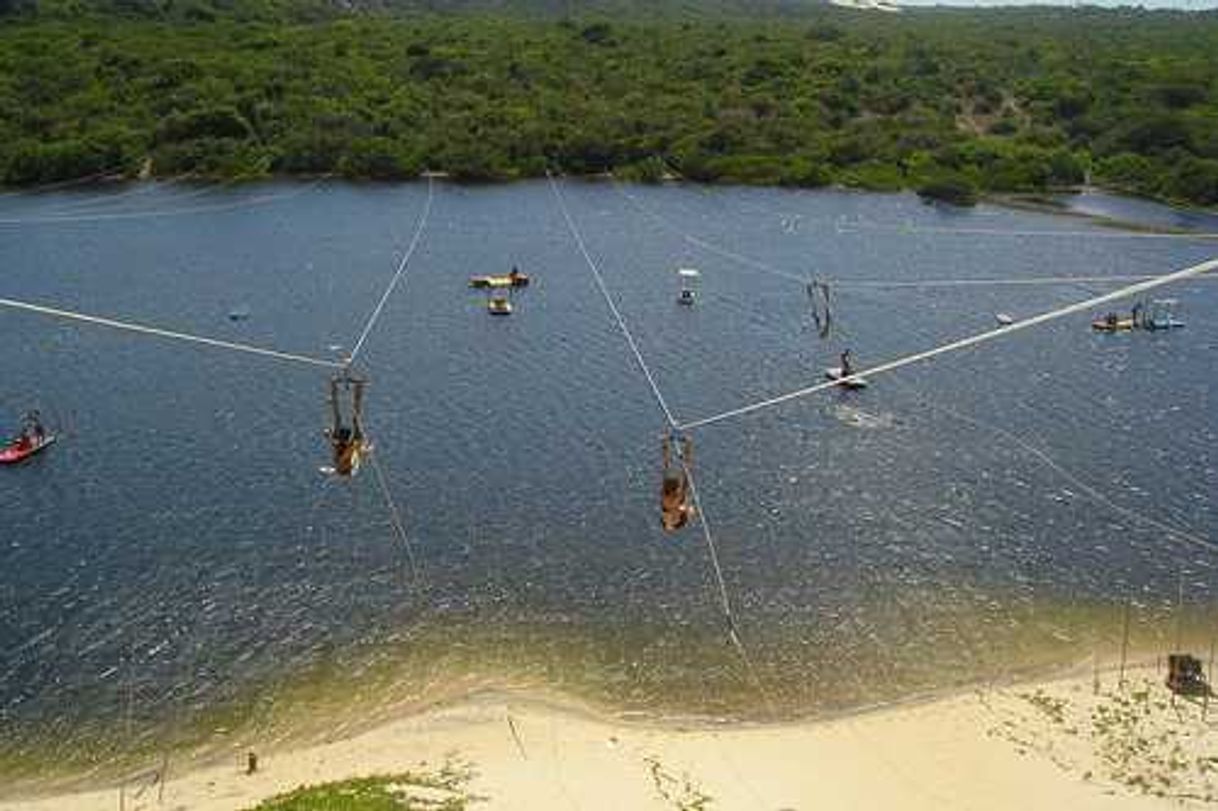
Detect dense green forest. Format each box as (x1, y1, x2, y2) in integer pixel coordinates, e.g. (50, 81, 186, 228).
(2, 1, 1217, 205)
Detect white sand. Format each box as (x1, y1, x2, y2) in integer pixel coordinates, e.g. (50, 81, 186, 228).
(4, 665, 1214, 810)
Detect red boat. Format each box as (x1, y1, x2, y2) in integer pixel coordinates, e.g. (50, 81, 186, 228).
(0, 433, 55, 464)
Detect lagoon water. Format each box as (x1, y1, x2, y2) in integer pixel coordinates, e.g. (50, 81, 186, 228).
(1, 179, 1216, 779)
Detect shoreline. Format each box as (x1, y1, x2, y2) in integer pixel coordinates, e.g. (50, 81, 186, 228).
(4, 173, 1217, 229)
(4, 658, 1213, 810)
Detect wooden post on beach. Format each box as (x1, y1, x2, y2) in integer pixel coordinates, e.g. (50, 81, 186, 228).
(1119, 597, 1132, 690)
(1205, 631, 1216, 721)
(1173, 571, 1185, 709)
(1175, 569, 1185, 652)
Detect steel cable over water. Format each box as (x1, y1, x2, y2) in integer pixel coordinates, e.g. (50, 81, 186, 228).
(347, 175, 435, 365)
(612, 178, 1218, 292)
(0, 179, 326, 226)
(611, 180, 809, 286)
(678, 257, 1218, 432)
(369, 452, 422, 585)
(893, 380, 1218, 556)
(0, 167, 128, 199)
(548, 171, 767, 699)
(623, 183, 1216, 559)
(837, 220, 1218, 241)
(837, 274, 1218, 289)
(549, 172, 680, 427)
(0, 296, 344, 370)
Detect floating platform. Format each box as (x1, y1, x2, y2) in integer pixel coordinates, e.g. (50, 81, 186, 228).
(1091, 317, 1135, 333)
(470, 272, 529, 289)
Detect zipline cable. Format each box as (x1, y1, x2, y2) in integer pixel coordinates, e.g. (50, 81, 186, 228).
(347, 176, 434, 366)
(615, 178, 1218, 290)
(549, 171, 678, 428)
(683, 463, 778, 716)
(838, 220, 1218, 241)
(611, 181, 808, 286)
(837, 274, 1218, 289)
(43, 179, 227, 217)
(0, 296, 343, 370)
(552, 171, 770, 701)
(36, 178, 170, 215)
(0, 167, 126, 199)
(892, 380, 1217, 555)
(369, 452, 422, 585)
(0, 179, 325, 226)
(679, 257, 1218, 432)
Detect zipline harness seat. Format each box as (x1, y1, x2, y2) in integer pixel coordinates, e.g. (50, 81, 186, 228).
(661, 433, 695, 532)
(327, 370, 368, 477)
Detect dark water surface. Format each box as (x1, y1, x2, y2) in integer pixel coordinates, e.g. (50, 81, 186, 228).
(1, 180, 1216, 782)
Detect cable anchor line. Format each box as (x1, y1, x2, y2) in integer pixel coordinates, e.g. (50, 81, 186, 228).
(347, 175, 434, 366)
(678, 256, 1218, 432)
(548, 171, 678, 428)
(0, 179, 326, 227)
(0, 296, 343, 370)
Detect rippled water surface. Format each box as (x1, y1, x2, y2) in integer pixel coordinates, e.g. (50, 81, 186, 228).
(1, 179, 1216, 781)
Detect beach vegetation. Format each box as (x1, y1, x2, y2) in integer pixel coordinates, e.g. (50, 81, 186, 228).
(245, 759, 480, 811)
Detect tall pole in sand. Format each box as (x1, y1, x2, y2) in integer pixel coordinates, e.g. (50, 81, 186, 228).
(1206, 631, 1215, 720)
(1175, 569, 1185, 653)
(1119, 597, 1132, 690)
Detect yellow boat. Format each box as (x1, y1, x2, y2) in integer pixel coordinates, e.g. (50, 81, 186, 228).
(1091, 316, 1135, 332)
(487, 296, 513, 315)
(469, 269, 530, 289)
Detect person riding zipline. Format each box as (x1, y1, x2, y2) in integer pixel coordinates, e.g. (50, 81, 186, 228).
(327, 371, 368, 477)
(661, 433, 695, 532)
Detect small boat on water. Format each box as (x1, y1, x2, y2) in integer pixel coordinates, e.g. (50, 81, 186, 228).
(487, 295, 513, 315)
(1091, 316, 1136, 333)
(825, 367, 868, 389)
(0, 433, 55, 465)
(470, 268, 530, 289)
(676, 268, 700, 306)
(1142, 298, 1185, 331)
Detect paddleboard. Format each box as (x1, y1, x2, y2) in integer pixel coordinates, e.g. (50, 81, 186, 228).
(825, 367, 868, 389)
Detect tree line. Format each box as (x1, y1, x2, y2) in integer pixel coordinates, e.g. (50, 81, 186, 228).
(2, 2, 1217, 206)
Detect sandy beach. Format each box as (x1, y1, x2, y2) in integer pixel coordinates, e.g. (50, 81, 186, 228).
(4, 663, 1217, 811)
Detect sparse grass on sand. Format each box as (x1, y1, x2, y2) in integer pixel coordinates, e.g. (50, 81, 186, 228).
(245, 758, 481, 811)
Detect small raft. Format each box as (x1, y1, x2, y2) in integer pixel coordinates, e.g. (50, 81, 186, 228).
(0, 433, 55, 465)
(487, 296, 513, 315)
(470, 271, 530, 289)
(825, 367, 868, 389)
(1091, 317, 1135, 333)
